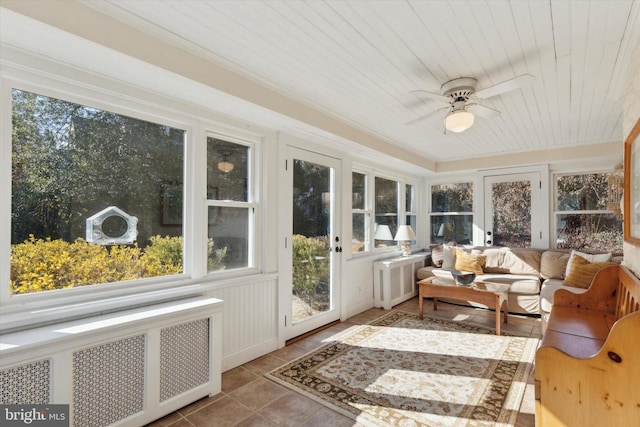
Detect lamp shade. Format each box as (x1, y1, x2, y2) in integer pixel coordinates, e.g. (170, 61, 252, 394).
(445, 110, 474, 133)
(394, 225, 416, 241)
(374, 224, 393, 240)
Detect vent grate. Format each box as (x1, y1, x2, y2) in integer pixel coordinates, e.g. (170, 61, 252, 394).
(73, 335, 145, 426)
(0, 359, 50, 404)
(160, 318, 210, 401)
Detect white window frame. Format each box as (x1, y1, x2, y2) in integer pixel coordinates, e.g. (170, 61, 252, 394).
(205, 131, 260, 276)
(350, 166, 418, 256)
(0, 65, 263, 321)
(351, 170, 371, 254)
(553, 170, 621, 251)
(427, 179, 476, 246)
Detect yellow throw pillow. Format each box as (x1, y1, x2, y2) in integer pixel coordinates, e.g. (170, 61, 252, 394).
(454, 249, 486, 275)
(562, 254, 616, 289)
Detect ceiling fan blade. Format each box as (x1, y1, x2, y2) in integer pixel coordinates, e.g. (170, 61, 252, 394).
(409, 89, 451, 104)
(467, 103, 501, 119)
(474, 74, 534, 99)
(406, 106, 449, 126)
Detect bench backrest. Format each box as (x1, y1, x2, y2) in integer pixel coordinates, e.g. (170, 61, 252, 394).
(616, 266, 640, 320)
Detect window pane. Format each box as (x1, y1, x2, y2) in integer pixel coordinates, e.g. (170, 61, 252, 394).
(11, 89, 185, 295)
(352, 212, 367, 252)
(208, 207, 249, 271)
(375, 177, 398, 241)
(406, 184, 415, 212)
(430, 215, 473, 245)
(431, 183, 473, 212)
(207, 137, 248, 201)
(406, 215, 417, 243)
(557, 174, 608, 211)
(352, 172, 365, 209)
(556, 213, 623, 252)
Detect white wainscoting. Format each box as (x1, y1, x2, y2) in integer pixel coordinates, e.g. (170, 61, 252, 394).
(205, 274, 279, 371)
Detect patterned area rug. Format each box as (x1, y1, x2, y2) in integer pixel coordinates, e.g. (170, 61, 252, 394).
(266, 310, 538, 427)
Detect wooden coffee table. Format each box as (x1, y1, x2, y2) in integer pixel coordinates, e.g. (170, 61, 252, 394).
(418, 276, 510, 335)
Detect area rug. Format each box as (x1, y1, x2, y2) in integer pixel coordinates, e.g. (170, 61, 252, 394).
(266, 310, 538, 427)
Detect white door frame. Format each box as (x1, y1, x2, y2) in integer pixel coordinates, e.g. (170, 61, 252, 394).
(477, 165, 550, 248)
(278, 143, 342, 343)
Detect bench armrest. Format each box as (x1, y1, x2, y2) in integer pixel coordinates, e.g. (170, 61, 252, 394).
(535, 311, 640, 427)
(553, 265, 618, 313)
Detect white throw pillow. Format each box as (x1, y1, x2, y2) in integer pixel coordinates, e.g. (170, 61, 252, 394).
(564, 250, 612, 277)
(441, 245, 458, 270)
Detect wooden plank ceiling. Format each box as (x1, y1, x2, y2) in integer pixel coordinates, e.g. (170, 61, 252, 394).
(84, 0, 639, 164)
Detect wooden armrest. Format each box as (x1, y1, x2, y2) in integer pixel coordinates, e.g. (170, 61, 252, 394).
(553, 265, 618, 313)
(535, 311, 640, 427)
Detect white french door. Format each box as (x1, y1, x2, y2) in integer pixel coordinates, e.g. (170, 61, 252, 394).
(483, 172, 543, 248)
(282, 146, 341, 341)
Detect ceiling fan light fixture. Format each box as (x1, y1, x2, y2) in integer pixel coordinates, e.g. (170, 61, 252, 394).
(217, 154, 234, 173)
(445, 109, 475, 133)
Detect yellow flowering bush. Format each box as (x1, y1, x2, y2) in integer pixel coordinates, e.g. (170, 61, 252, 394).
(9, 235, 188, 294)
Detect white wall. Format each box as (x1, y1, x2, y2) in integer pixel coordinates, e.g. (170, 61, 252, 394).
(622, 41, 640, 277)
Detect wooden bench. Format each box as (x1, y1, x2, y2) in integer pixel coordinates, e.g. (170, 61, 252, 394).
(534, 265, 640, 427)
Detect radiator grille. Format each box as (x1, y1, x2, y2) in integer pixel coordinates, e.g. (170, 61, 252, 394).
(160, 318, 210, 402)
(73, 335, 145, 426)
(0, 359, 50, 404)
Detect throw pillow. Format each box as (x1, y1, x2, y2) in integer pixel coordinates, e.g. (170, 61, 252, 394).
(563, 254, 617, 289)
(430, 244, 444, 267)
(564, 250, 612, 278)
(454, 249, 486, 275)
(441, 244, 457, 270)
(540, 250, 570, 279)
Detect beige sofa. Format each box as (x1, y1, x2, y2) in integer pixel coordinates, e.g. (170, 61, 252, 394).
(416, 246, 621, 318)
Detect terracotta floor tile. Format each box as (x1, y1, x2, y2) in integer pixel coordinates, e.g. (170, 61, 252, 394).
(144, 411, 186, 427)
(232, 413, 278, 427)
(177, 394, 224, 417)
(186, 396, 252, 427)
(299, 407, 356, 427)
(221, 366, 260, 393)
(243, 354, 288, 376)
(258, 391, 323, 426)
(228, 377, 289, 411)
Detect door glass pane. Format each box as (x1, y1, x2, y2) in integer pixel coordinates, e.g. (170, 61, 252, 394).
(292, 160, 331, 323)
(492, 181, 531, 247)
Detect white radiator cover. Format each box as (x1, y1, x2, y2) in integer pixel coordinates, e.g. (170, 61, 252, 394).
(0, 297, 223, 427)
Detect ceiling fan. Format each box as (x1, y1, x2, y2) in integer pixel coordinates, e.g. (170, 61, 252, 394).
(407, 74, 535, 133)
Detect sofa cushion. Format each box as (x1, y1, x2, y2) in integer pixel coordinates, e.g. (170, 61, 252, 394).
(479, 274, 540, 294)
(539, 279, 588, 314)
(564, 250, 612, 277)
(454, 249, 486, 274)
(503, 249, 541, 275)
(563, 254, 617, 288)
(540, 250, 570, 279)
(482, 248, 507, 273)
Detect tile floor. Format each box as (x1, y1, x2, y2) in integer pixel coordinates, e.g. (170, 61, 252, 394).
(148, 297, 542, 427)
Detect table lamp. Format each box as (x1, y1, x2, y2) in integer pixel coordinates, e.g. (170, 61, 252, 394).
(394, 225, 416, 256)
(374, 224, 393, 247)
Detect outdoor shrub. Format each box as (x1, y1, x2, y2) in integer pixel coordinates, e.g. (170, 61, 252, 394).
(291, 234, 329, 311)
